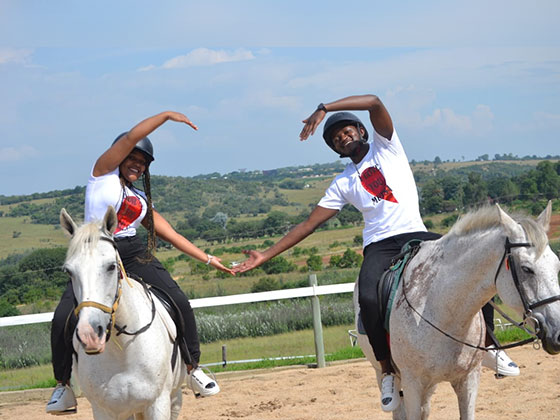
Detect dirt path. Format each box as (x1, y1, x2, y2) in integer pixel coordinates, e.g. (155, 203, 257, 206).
(1, 345, 559, 419)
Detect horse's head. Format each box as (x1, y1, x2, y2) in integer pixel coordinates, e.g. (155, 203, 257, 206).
(496, 202, 560, 354)
(60, 207, 120, 355)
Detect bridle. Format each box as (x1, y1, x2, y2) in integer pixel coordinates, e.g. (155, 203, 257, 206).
(73, 235, 156, 346)
(490, 238, 560, 347)
(401, 236, 560, 352)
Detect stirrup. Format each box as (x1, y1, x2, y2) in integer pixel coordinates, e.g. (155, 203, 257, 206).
(46, 383, 77, 415)
(380, 373, 400, 412)
(187, 366, 220, 398)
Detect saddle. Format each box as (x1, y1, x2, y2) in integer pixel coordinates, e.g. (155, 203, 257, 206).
(357, 239, 423, 335)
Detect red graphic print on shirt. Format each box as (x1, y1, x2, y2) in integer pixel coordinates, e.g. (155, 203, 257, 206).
(115, 195, 143, 233)
(359, 166, 398, 203)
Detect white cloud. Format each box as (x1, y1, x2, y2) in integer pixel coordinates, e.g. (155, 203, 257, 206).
(420, 105, 494, 135)
(533, 111, 560, 129)
(423, 108, 472, 132)
(0, 48, 33, 65)
(137, 64, 156, 72)
(0, 145, 39, 162)
(162, 48, 255, 69)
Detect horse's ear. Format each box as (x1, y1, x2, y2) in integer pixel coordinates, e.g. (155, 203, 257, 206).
(536, 200, 552, 232)
(103, 206, 118, 235)
(60, 208, 78, 237)
(496, 203, 521, 238)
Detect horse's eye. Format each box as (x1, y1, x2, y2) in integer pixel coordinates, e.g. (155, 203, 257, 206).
(521, 265, 534, 274)
(107, 263, 117, 272)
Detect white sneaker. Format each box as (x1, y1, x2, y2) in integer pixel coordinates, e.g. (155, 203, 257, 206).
(380, 373, 400, 412)
(186, 367, 220, 397)
(46, 383, 77, 415)
(482, 347, 520, 377)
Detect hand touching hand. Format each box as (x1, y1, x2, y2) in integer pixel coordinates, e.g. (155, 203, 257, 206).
(232, 250, 266, 274)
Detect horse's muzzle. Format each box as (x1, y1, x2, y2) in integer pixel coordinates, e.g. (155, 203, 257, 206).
(75, 318, 109, 354)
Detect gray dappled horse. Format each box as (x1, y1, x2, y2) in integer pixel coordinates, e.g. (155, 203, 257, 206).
(354, 203, 560, 419)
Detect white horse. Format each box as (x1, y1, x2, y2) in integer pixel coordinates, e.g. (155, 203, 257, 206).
(60, 207, 187, 420)
(354, 203, 560, 420)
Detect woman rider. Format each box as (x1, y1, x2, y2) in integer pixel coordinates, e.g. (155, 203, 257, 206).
(47, 111, 233, 415)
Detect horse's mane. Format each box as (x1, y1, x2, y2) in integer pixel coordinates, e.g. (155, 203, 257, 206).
(66, 222, 105, 259)
(448, 206, 549, 257)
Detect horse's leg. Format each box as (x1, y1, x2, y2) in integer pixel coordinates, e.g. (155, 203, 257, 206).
(400, 373, 426, 420)
(420, 384, 436, 420)
(170, 387, 183, 420)
(451, 368, 480, 420)
(143, 393, 171, 420)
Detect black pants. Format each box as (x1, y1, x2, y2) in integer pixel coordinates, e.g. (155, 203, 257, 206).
(358, 231, 495, 361)
(51, 235, 200, 382)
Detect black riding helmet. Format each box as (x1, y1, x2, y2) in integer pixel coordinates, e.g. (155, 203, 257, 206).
(112, 132, 155, 163)
(322, 112, 369, 156)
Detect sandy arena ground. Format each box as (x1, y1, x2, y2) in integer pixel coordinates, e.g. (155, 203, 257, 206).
(1, 345, 559, 420)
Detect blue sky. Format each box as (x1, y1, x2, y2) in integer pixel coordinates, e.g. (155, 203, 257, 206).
(1, 1, 558, 195)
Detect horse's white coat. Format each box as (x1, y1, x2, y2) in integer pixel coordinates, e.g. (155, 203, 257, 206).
(354, 203, 560, 420)
(60, 207, 187, 420)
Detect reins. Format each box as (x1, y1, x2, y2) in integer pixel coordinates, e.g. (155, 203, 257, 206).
(73, 235, 156, 343)
(401, 237, 560, 352)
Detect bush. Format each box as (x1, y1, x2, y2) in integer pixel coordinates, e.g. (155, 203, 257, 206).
(251, 277, 281, 293)
(261, 256, 297, 274)
(330, 248, 363, 269)
(441, 214, 459, 228)
(0, 299, 20, 317)
(306, 254, 323, 271)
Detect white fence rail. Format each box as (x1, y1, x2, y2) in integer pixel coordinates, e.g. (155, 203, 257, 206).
(0, 282, 355, 328)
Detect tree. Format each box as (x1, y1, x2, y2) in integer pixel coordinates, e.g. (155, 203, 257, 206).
(535, 161, 560, 199)
(420, 179, 444, 214)
(462, 173, 488, 207)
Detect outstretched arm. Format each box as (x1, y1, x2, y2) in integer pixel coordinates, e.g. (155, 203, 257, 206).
(232, 206, 338, 273)
(300, 95, 393, 141)
(148, 210, 234, 275)
(93, 111, 198, 177)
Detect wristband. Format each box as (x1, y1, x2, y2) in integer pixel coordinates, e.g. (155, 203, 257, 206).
(317, 103, 328, 113)
(206, 254, 214, 265)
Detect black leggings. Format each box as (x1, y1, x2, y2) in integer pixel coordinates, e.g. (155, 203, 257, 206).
(51, 235, 200, 382)
(358, 231, 495, 361)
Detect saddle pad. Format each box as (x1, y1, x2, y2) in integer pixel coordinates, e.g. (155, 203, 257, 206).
(380, 239, 423, 331)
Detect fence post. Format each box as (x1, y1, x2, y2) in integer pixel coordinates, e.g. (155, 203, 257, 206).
(309, 274, 326, 368)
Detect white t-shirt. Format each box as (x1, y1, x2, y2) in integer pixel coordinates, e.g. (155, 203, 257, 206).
(318, 129, 426, 248)
(84, 167, 148, 238)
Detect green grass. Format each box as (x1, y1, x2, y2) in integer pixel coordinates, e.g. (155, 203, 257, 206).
(0, 324, 358, 391)
(0, 364, 56, 391)
(0, 216, 68, 259)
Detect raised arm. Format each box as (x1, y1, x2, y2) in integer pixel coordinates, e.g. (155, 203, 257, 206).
(232, 206, 339, 273)
(93, 111, 198, 177)
(147, 210, 234, 275)
(300, 94, 393, 141)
